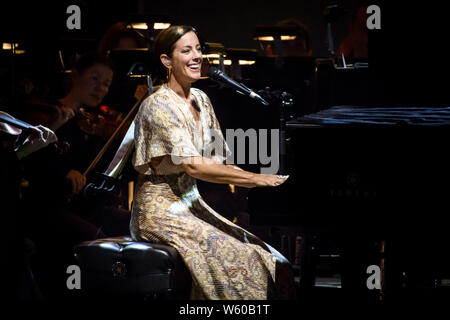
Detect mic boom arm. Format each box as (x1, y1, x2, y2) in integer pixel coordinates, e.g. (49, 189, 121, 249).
(207, 67, 269, 106)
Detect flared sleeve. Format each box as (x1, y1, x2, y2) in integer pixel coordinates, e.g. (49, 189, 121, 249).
(132, 93, 201, 175)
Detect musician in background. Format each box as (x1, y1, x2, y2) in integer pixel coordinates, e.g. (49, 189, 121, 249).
(98, 22, 148, 56)
(276, 19, 312, 57)
(258, 19, 312, 58)
(24, 53, 114, 199)
(98, 22, 149, 113)
(131, 25, 295, 299)
(22, 53, 130, 299)
(0, 116, 56, 300)
(337, 3, 369, 60)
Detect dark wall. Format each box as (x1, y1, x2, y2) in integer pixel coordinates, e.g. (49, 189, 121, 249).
(141, 0, 359, 56)
(0, 0, 359, 55)
(2, 1, 450, 106)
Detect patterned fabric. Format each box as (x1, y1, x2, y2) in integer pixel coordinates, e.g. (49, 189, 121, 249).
(131, 85, 286, 299)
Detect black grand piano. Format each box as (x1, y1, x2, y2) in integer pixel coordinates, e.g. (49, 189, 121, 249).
(247, 104, 450, 296)
(195, 52, 450, 296)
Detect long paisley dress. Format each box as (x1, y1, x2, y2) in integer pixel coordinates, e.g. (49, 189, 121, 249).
(131, 85, 291, 299)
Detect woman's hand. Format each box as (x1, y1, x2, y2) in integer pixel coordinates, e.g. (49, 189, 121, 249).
(65, 169, 87, 195)
(252, 174, 289, 187)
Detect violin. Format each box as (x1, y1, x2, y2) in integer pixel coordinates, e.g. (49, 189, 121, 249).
(0, 111, 24, 136)
(81, 86, 156, 206)
(17, 98, 125, 144)
(76, 105, 129, 138)
(0, 111, 69, 155)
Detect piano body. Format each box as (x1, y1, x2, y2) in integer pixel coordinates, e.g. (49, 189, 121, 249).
(248, 104, 450, 294)
(229, 56, 450, 295)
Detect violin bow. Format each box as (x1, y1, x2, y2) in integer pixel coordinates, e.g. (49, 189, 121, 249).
(0, 113, 34, 132)
(82, 86, 160, 177)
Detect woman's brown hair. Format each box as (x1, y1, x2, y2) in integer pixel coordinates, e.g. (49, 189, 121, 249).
(152, 25, 197, 85)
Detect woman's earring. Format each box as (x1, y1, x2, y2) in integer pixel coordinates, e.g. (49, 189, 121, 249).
(167, 68, 171, 82)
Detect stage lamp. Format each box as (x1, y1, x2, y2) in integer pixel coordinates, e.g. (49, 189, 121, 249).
(153, 22, 171, 30)
(129, 22, 148, 30)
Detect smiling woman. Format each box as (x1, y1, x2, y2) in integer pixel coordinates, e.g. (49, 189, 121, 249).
(131, 25, 295, 300)
(160, 30, 203, 85)
(152, 26, 202, 86)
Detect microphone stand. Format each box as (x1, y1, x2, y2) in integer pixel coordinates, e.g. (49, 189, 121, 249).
(327, 22, 335, 56)
(322, 3, 346, 57)
(278, 92, 294, 175)
(259, 88, 294, 175)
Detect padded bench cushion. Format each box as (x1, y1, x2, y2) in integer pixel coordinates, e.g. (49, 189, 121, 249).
(74, 236, 191, 298)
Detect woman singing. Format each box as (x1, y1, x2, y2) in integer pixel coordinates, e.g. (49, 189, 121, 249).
(131, 25, 295, 299)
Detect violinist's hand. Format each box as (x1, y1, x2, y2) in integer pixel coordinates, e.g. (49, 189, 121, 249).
(253, 174, 289, 187)
(134, 84, 148, 101)
(65, 170, 87, 195)
(16, 125, 58, 159)
(51, 106, 75, 131)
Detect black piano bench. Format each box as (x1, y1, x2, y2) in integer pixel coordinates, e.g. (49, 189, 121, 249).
(73, 236, 192, 300)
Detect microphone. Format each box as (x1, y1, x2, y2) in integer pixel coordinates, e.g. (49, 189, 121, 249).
(207, 67, 269, 106)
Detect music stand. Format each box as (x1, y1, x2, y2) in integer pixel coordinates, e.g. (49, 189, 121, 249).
(104, 49, 153, 114)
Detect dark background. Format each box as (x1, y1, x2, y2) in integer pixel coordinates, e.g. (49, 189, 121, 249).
(2, 0, 450, 302)
(1, 0, 361, 55)
(1, 0, 449, 106)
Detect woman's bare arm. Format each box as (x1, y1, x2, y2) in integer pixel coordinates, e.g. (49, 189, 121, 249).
(178, 156, 288, 188)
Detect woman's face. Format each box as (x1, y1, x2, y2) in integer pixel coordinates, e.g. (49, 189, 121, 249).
(73, 63, 113, 107)
(165, 31, 203, 85)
